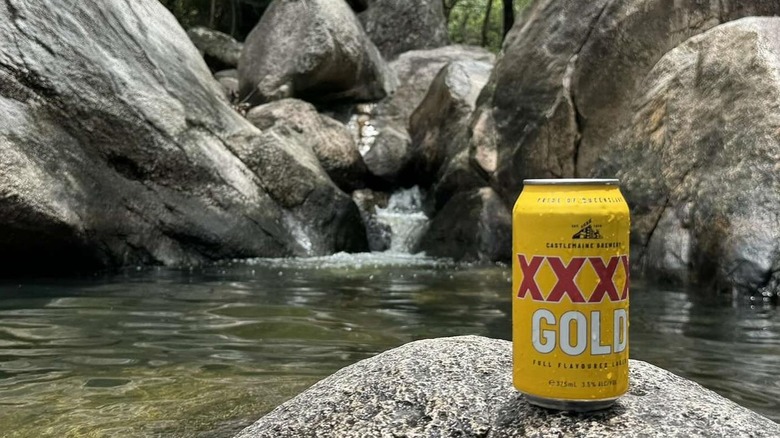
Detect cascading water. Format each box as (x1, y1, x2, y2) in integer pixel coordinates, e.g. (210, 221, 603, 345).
(373, 186, 429, 253)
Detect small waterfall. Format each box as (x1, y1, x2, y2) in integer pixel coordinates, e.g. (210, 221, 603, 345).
(373, 186, 429, 253)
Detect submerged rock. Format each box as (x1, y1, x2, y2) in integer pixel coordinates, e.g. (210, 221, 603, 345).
(235, 336, 780, 438)
(0, 0, 366, 274)
(359, 0, 449, 60)
(237, 0, 394, 106)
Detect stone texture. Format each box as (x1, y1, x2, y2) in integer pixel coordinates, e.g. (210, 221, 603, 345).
(352, 189, 391, 252)
(359, 0, 450, 60)
(0, 0, 366, 274)
(417, 188, 510, 262)
(235, 336, 780, 438)
(237, 0, 394, 106)
(475, 0, 780, 205)
(408, 59, 493, 187)
(359, 46, 494, 184)
(246, 99, 369, 192)
(465, 0, 780, 296)
(187, 26, 243, 70)
(215, 70, 239, 101)
(597, 18, 780, 298)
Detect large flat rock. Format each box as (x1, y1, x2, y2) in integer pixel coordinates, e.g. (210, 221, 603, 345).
(235, 336, 780, 437)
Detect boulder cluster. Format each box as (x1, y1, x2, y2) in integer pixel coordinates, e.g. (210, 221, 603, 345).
(0, 0, 778, 297)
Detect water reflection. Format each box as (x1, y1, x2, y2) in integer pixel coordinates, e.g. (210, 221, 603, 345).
(0, 256, 777, 437)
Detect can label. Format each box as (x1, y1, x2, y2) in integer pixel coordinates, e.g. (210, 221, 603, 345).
(512, 184, 629, 401)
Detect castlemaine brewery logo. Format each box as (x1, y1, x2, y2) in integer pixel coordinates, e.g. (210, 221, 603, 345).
(572, 219, 602, 239)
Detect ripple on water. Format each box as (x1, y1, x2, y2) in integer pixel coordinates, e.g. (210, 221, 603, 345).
(0, 266, 778, 437)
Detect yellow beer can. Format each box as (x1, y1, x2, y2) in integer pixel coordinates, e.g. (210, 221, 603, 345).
(512, 178, 630, 411)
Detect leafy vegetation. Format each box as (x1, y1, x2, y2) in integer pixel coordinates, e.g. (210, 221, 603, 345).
(446, 0, 532, 51)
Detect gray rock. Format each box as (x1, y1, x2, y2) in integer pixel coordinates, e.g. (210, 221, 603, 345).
(359, 0, 450, 60)
(474, 0, 780, 204)
(237, 0, 394, 106)
(246, 99, 369, 192)
(352, 189, 391, 252)
(598, 18, 780, 299)
(187, 26, 243, 70)
(235, 336, 780, 438)
(464, 0, 780, 296)
(408, 59, 493, 186)
(431, 148, 490, 212)
(217, 76, 239, 101)
(417, 187, 510, 262)
(360, 46, 494, 184)
(0, 0, 365, 273)
(361, 126, 411, 184)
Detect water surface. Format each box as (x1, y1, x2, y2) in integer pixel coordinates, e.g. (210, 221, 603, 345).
(0, 253, 777, 437)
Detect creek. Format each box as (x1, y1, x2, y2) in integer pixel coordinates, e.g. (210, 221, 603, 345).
(0, 255, 778, 437)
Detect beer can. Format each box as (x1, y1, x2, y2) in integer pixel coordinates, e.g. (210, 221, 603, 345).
(512, 178, 630, 411)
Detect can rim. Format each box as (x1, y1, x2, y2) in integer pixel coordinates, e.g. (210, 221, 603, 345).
(523, 178, 619, 185)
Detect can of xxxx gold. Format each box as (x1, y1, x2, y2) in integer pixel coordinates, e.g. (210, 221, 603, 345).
(512, 178, 630, 411)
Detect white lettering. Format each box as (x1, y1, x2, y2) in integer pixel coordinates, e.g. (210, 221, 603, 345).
(590, 311, 611, 355)
(560, 311, 587, 356)
(613, 309, 627, 353)
(532, 309, 556, 354)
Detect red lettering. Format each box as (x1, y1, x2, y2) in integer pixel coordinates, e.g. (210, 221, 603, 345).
(517, 255, 544, 300)
(620, 255, 630, 300)
(588, 257, 620, 302)
(547, 257, 586, 303)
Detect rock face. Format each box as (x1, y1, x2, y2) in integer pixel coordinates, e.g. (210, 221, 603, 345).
(408, 59, 493, 187)
(237, 0, 394, 106)
(246, 99, 369, 192)
(599, 18, 780, 297)
(0, 0, 366, 274)
(359, 0, 450, 60)
(187, 26, 243, 70)
(417, 188, 510, 262)
(463, 0, 780, 293)
(360, 46, 494, 185)
(235, 336, 780, 438)
(475, 0, 780, 204)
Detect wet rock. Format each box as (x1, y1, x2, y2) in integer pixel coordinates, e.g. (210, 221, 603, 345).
(235, 336, 780, 438)
(187, 26, 243, 70)
(408, 59, 493, 187)
(362, 46, 494, 184)
(352, 189, 391, 252)
(246, 99, 369, 192)
(417, 188, 510, 262)
(599, 18, 780, 298)
(0, 0, 366, 274)
(359, 0, 449, 60)
(237, 0, 394, 106)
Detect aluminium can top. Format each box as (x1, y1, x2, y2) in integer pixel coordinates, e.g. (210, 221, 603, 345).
(523, 178, 619, 185)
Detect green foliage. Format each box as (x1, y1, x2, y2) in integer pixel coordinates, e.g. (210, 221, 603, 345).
(446, 0, 532, 52)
